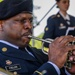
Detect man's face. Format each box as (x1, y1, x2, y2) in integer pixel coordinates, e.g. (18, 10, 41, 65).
(1, 13, 33, 47)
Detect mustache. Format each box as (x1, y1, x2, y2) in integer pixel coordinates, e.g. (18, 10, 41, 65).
(22, 30, 32, 37)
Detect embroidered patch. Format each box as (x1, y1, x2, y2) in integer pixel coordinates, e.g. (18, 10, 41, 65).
(5, 64, 21, 71)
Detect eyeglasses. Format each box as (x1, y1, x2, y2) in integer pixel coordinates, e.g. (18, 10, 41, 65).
(13, 18, 33, 25)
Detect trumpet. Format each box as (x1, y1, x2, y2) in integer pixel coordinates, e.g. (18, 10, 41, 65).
(28, 35, 75, 69)
(28, 35, 53, 44)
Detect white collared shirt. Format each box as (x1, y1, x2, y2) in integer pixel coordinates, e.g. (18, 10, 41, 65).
(0, 40, 18, 49)
(59, 11, 70, 20)
(0, 40, 34, 57)
(48, 61, 71, 75)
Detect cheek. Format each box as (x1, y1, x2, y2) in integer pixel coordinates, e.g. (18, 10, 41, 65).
(7, 27, 22, 40)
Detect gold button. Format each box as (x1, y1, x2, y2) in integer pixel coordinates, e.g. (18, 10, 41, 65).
(2, 47, 7, 52)
(45, 28, 48, 31)
(13, 71, 17, 75)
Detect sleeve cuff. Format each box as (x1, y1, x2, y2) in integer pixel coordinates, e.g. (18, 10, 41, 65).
(47, 61, 60, 75)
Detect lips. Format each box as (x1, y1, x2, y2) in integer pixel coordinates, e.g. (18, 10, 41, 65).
(22, 32, 32, 38)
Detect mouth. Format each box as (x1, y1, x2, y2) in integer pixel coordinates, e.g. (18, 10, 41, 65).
(22, 33, 32, 39)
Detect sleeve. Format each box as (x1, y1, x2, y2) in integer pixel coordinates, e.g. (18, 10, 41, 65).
(43, 17, 55, 47)
(33, 63, 59, 75)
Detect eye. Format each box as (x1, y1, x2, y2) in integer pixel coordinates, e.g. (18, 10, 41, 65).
(20, 19, 26, 24)
(29, 18, 33, 23)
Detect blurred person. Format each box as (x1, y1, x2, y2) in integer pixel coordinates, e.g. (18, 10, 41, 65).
(0, 0, 75, 75)
(43, 0, 75, 48)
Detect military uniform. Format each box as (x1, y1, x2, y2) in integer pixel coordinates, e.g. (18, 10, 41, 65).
(0, 42, 60, 75)
(43, 12, 75, 47)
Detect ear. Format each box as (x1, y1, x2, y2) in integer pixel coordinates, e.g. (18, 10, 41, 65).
(0, 21, 3, 30)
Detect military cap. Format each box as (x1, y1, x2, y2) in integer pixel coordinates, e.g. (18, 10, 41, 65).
(55, 0, 60, 2)
(0, 0, 33, 20)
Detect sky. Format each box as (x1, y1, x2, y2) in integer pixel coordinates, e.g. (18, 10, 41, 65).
(33, 0, 75, 36)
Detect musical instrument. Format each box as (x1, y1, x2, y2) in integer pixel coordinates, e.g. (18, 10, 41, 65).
(28, 35, 75, 69)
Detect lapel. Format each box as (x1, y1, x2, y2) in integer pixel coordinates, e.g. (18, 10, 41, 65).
(0, 42, 36, 61)
(57, 12, 69, 26)
(69, 15, 75, 26)
(27, 46, 45, 64)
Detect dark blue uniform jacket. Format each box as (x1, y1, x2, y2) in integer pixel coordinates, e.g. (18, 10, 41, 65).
(0, 42, 59, 75)
(43, 12, 75, 47)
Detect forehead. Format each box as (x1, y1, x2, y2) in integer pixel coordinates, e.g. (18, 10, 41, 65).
(58, 0, 69, 2)
(11, 12, 33, 19)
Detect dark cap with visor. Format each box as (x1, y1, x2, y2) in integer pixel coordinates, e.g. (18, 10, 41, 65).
(0, 0, 33, 20)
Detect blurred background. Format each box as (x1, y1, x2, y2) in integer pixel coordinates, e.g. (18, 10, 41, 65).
(33, 0, 75, 36)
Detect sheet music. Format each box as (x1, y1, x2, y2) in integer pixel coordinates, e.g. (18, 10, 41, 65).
(65, 27, 75, 35)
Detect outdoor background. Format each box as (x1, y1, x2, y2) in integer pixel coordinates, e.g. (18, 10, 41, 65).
(33, 0, 75, 36)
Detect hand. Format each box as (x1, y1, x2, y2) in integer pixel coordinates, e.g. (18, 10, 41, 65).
(48, 35, 75, 68)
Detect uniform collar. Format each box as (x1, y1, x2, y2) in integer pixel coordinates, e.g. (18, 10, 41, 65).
(59, 11, 70, 20)
(0, 40, 18, 49)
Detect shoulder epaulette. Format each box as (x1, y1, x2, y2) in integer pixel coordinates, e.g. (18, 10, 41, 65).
(50, 15, 56, 19)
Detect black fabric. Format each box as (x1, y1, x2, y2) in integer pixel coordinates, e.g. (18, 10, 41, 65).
(0, 0, 33, 20)
(60, 68, 67, 75)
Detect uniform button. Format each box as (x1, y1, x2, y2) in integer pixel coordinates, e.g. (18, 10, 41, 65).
(2, 47, 7, 52)
(13, 71, 17, 75)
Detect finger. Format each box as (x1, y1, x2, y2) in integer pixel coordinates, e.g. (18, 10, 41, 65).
(59, 36, 74, 46)
(64, 45, 75, 53)
(53, 35, 74, 47)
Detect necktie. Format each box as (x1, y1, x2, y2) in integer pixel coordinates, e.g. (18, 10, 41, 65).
(60, 68, 67, 75)
(19, 47, 25, 51)
(66, 19, 70, 25)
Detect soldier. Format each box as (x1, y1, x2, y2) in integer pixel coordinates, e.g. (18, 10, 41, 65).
(0, 0, 75, 75)
(43, 0, 75, 48)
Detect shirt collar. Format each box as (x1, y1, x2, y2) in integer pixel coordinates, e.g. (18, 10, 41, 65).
(65, 68, 71, 75)
(59, 11, 70, 20)
(0, 40, 18, 49)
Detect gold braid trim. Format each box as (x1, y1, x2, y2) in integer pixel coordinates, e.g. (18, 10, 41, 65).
(34, 71, 43, 75)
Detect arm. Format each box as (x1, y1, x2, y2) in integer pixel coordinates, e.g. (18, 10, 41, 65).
(43, 17, 55, 47)
(33, 35, 75, 75)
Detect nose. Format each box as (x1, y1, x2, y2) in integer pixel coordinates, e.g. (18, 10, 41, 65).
(23, 20, 32, 29)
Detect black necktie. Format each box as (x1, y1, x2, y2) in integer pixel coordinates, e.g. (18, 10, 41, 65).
(60, 68, 67, 75)
(66, 19, 70, 25)
(19, 47, 25, 51)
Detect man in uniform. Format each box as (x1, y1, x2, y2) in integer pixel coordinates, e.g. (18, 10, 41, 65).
(0, 0, 75, 75)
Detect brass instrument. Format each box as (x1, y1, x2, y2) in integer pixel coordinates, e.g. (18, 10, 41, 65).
(28, 35, 75, 69)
